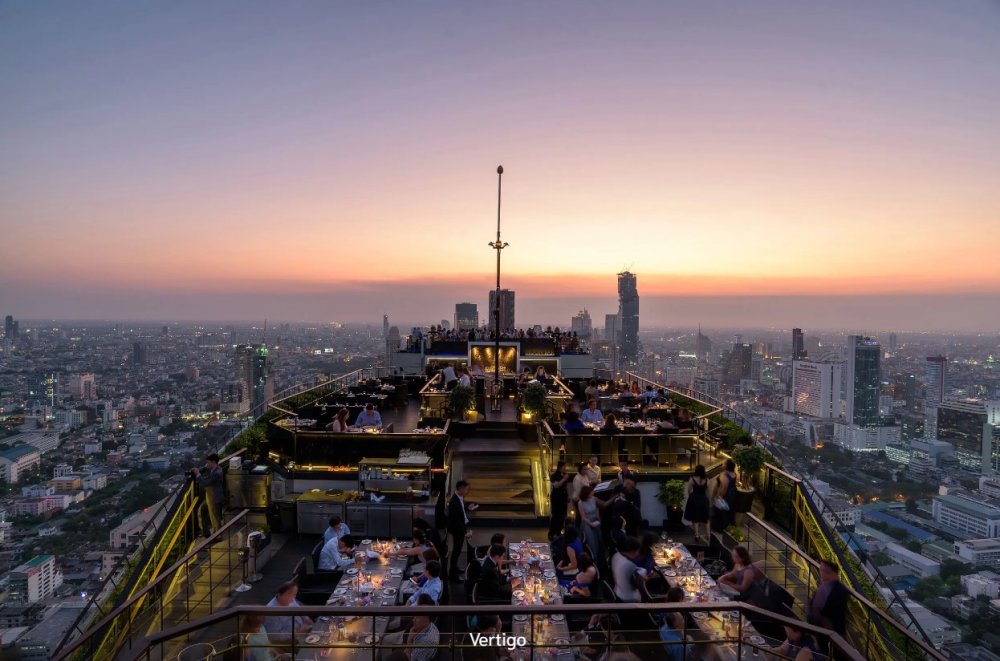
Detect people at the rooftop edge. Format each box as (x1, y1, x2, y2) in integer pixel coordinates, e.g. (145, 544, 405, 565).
(440, 362, 458, 390)
(327, 407, 350, 432)
(581, 398, 604, 425)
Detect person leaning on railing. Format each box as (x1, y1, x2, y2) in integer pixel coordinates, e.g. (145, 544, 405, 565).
(807, 559, 848, 637)
(190, 453, 223, 537)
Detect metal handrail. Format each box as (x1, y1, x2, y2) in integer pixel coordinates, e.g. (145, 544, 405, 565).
(122, 602, 866, 661)
(54, 442, 251, 657)
(744, 513, 946, 661)
(622, 371, 932, 646)
(54, 509, 251, 661)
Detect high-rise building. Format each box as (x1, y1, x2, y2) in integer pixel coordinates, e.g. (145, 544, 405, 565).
(488, 289, 515, 331)
(236, 344, 272, 414)
(132, 342, 148, 365)
(725, 342, 754, 385)
(383, 314, 389, 338)
(617, 271, 639, 362)
(220, 382, 245, 414)
(385, 326, 401, 363)
(695, 325, 712, 364)
(926, 356, 948, 406)
(792, 328, 807, 360)
(792, 361, 842, 419)
(7, 555, 61, 604)
(889, 333, 898, 355)
(846, 335, 881, 427)
(935, 399, 999, 472)
(604, 314, 619, 344)
(69, 373, 97, 401)
(4, 315, 15, 340)
(454, 303, 478, 330)
(570, 309, 592, 340)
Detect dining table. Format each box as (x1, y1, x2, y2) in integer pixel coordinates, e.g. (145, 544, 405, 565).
(652, 543, 775, 661)
(295, 539, 411, 660)
(507, 541, 574, 660)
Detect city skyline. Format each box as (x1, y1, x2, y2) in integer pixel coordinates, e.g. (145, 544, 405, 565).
(3, 2, 1000, 328)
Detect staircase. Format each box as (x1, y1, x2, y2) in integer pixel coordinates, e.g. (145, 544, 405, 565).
(449, 421, 546, 526)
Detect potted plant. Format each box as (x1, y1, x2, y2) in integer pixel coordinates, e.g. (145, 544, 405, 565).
(446, 385, 477, 422)
(656, 479, 687, 531)
(520, 382, 549, 422)
(722, 524, 748, 548)
(730, 445, 774, 513)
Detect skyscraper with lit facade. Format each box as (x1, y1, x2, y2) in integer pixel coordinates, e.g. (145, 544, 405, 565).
(236, 344, 272, 414)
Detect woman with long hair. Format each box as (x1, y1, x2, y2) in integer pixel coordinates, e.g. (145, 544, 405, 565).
(684, 464, 711, 542)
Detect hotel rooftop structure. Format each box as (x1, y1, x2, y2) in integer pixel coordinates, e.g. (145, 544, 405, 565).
(48, 359, 946, 661)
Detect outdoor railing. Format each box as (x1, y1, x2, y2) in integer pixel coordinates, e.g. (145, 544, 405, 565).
(740, 511, 946, 661)
(622, 371, 934, 649)
(119, 602, 864, 661)
(54, 509, 251, 661)
(53, 442, 248, 658)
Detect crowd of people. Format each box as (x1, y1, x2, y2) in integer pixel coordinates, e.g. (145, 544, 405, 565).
(402, 325, 588, 354)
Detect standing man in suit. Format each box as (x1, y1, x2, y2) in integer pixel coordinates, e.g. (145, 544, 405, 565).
(447, 480, 477, 578)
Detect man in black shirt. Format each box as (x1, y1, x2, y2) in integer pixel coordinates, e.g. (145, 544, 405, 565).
(548, 461, 570, 540)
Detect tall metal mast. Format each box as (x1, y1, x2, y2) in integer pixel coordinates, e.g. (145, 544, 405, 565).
(488, 165, 508, 412)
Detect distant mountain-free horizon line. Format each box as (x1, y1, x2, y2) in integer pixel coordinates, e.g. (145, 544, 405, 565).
(5, 292, 998, 334)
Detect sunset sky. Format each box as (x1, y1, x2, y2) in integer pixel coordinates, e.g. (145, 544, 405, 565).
(2, 2, 999, 329)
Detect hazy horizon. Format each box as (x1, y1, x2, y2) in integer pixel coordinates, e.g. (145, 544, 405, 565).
(4, 287, 998, 333)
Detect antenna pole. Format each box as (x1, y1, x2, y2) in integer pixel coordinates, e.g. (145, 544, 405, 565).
(488, 165, 508, 413)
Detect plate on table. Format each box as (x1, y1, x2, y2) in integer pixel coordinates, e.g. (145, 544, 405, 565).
(509, 553, 521, 561)
(664, 570, 677, 577)
(513, 590, 526, 599)
(389, 568, 403, 576)
(554, 639, 569, 646)
(543, 570, 556, 579)
(749, 635, 765, 645)
(382, 587, 398, 596)
(361, 539, 373, 545)
(511, 569, 524, 577)
(513, 614, 529, 622)
(540, 554, 551, 560)
(333, 587, 348, 596)
(305, 634, 321, 644)
(346, 568, 359, 576)
(550, 614, 565, 623)
(692, 612, 708, 620)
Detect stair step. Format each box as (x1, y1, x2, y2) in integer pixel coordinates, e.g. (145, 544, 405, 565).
(472, 510, 542, 520)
